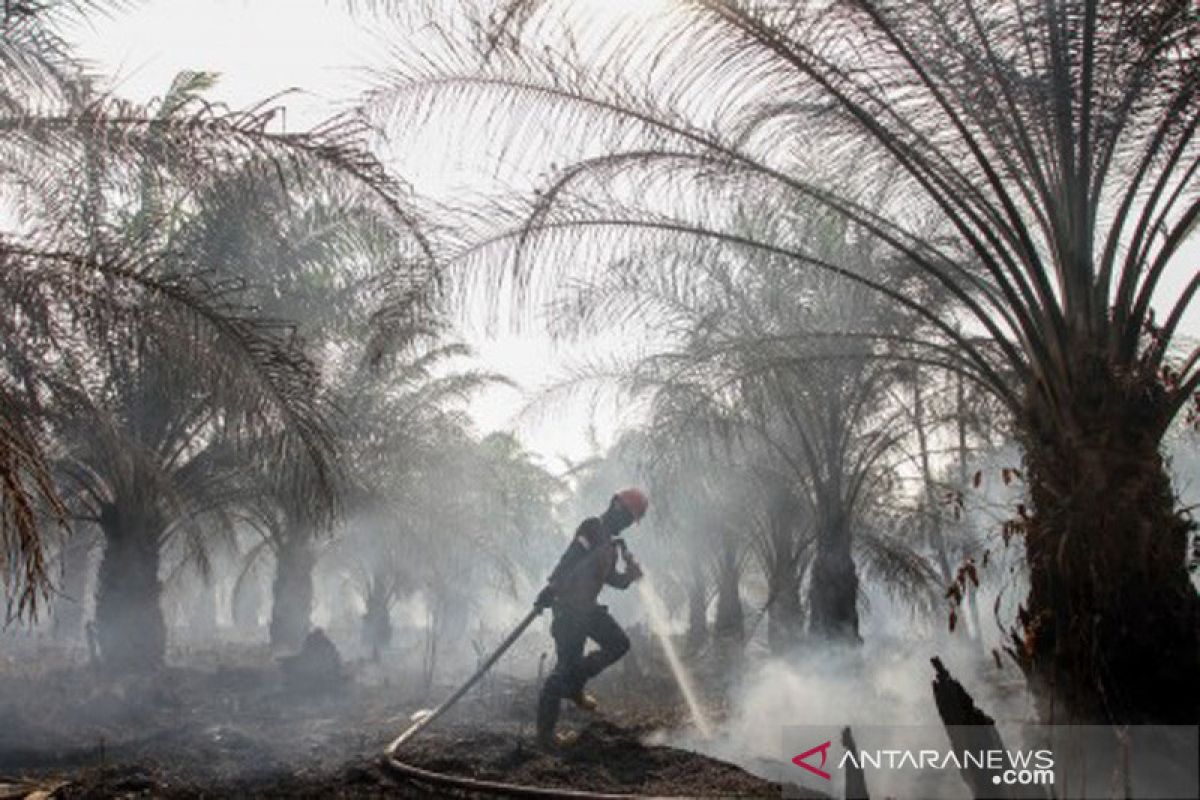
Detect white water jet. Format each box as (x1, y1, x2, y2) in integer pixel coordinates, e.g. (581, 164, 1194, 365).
(637, 572, 713, 739)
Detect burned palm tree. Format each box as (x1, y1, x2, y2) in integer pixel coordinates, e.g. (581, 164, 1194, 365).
(380, 0, 1199, 724)
(315, 332, 506, 657)
(199, 174, 443, 653)
(535, 198, 938, 646)
(395, 430, 559, 687)
(642, 430, 754, 651)
(49, 322, 327, 670)
(32, 130, 354, 668)
(1, 3, 434, 623)
(748, 476, 812, 654)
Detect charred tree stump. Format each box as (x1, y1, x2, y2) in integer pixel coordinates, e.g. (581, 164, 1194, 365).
(841, 726, 869, 800)
(279, 628, 347, 693)
(930, 657, 1038, 800)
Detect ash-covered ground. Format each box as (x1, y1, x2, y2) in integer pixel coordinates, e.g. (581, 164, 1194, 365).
(0, 630, 816, 798)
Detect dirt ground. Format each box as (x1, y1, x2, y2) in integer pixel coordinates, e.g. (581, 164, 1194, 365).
(0, 639, 817, 798)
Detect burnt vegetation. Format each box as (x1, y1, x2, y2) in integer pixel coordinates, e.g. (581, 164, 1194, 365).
(2, 0, 1198, 797)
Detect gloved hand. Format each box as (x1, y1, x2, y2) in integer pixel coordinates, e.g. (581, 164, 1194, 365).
(534, 584, 556, 609)
(624, 554, 644, 582)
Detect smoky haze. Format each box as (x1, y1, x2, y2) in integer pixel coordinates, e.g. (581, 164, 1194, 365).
(3, 2, 1199, 798)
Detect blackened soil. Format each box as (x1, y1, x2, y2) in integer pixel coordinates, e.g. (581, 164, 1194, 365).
(0, 662, 817, 798)
(392, 719, 803, 797)
(5, 722, 806, 798)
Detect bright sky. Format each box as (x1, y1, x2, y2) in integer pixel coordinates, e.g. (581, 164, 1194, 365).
(70, 1, 1199, 467)
(70, 0, 630, 469)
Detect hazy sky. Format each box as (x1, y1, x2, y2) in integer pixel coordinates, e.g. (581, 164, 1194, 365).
(70, 1, 1200, 466)
(70, 0, 629, 468)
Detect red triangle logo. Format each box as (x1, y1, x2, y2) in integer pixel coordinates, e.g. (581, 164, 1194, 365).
(792, 740, 833, 780)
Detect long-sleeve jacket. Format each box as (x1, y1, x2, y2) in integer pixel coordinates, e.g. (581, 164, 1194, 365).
(546, 517, 635, 612)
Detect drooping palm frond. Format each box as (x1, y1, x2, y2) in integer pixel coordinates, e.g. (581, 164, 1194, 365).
(1, 80, 438, 617)
(854, 523, 941, 614)
(0, 382, 65, 620)
(1, 0, 443, 614)
(375, 0, 1198, 426)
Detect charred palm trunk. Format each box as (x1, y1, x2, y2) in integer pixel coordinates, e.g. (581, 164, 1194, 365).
(362, 579, 393, 659)
(1019, 364, 1200, 724)
(188, 575, 218, 641)
(685, 554, 708, 652)
(94, 500, 167, 671)
(269, 534, 315, 653)
(767, 561, 803, 654)
(808, 501, 861, 643)
(766, 505, 804, 654)
(232, 571, 263, 632)
(714, 542, 744, 643)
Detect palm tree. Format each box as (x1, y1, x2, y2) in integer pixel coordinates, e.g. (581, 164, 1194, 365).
(541, 199, 939, 645)
(185, 165, 440, 654)
(45, 330, 305, 670)
(291, 331, 503, 656)
(1, 3, 432, 621)
(381, 0, 1199, 724)
(7, 60, 432, 665)
(400, 430, 560, 686)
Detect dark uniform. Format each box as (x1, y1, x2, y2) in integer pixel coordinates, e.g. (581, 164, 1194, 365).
(537, 515, 639, 742)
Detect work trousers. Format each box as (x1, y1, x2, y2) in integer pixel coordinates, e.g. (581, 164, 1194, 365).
(536, 604, 629, 739)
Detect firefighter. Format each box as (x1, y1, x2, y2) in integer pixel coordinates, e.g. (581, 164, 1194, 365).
(534, 488, 649, 748)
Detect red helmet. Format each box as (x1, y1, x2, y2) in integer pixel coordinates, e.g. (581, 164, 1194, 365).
(614, 488, 649, 522)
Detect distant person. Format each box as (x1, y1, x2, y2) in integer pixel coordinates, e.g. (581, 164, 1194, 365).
(534, 488, 648, 748)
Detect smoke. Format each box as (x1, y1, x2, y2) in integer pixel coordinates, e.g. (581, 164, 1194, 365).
(649, 636, 1030, 798)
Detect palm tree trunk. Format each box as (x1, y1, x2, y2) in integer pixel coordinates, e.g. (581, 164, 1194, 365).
(808, 503, 861, 643)
(188, 575, 218, 641)
(1020, 372, 1200, 723)
(269, 534, 315, 653)
(422, 600, 441, 692)
(94, 500, 167, 671)
(362, 581, 393, 659)
(766, 558, 803, 654)
(686, 555, 708, 652)
(765, 496, 805, 654)
(231, 571, 263, 632)
(713, 542, 744, 643)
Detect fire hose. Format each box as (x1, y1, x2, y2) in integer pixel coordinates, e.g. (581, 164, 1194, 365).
(384, 604, 543, 755)
(380, 540, 684, 798)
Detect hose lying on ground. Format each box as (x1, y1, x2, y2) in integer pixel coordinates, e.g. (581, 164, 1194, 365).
(380, 602, 688, 798)
(380, 755, 678, 799)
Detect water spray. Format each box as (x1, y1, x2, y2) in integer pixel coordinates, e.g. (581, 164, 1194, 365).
(381, 536, 713, 796)
(635, 573, 714, 739)
(381, 590, 692, 798)
(616, 539, 713, 739)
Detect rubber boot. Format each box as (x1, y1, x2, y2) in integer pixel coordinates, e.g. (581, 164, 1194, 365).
(536, 676, 563, 748)
(570, 689, 598, 711)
